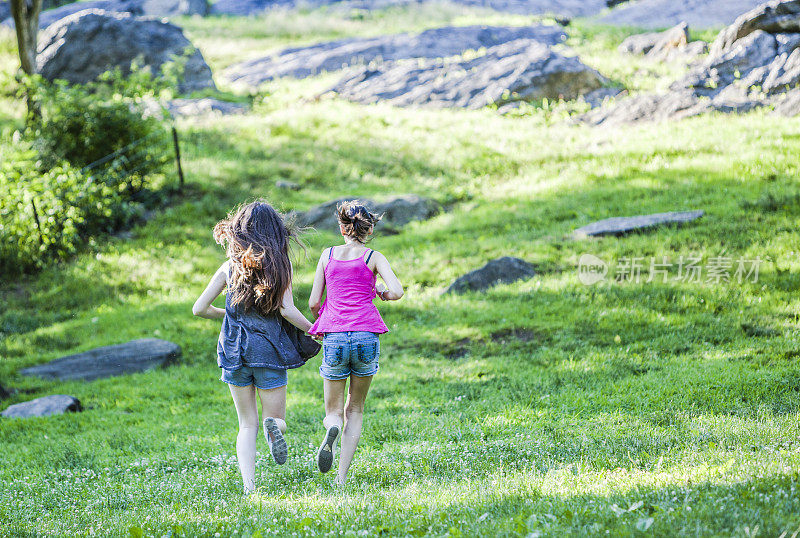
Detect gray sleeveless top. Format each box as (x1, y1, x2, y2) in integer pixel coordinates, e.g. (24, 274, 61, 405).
(216, 265, 304, 371)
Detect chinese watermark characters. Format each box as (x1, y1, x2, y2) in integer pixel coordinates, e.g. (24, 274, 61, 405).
(578, 253, 764, 285)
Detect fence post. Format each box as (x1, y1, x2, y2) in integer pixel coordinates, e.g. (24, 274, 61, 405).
(30, 198, 44, 247)
(171, 126, 185, 191)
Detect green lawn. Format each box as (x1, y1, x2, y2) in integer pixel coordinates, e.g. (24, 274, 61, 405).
(2, 7, 800, 537)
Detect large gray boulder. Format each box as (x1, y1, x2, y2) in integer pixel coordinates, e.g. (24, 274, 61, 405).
(2, 0, 209, 28)
(224, 25, 566, 87)
(294, 195, 441, 231)
(1, 395, 82, 419)
(445, 257, 536, 294)
(36, 10, 215, 93)
(599, 0, 768, 30)
(21, 338, 181, 381)
(574, 210, 704, 237)
(330, 40, 607, 109)
(585, 0, 800, 125)
(211, 0, 610, 17)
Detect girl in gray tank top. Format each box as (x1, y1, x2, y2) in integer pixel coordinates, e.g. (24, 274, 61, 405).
(193, 200, 315, 494)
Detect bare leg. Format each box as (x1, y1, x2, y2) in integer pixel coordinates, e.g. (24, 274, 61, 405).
(323, 378, 347, 431)
(317, 379, 346, 473)
(337, 375, 372, 485)
(228, 384, 259, 493)
(257, 385, 288, 464)
(257, 385, 287, 434)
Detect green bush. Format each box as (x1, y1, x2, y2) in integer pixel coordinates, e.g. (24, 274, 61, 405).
(1, 69, 177, 274)
(1, 142, 98, 274)
(27, 69, 172, 187)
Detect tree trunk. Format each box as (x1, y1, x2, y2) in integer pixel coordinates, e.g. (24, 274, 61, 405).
(10, 0, 44, 120)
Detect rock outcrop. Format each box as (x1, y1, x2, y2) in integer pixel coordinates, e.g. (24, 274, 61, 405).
(445, 257, 536, 294)
(36, 10, 215, 93)
(585, 0, 800, 124)
(599, 0, 768, 30)
(619, 22, 707, 61)
(294, 195, 441, 231)
(574, 210, 704, 237)
(212, 0, 611, 17)
(1, 395, 82, 419)
(21, 338, 181, 382)
(330, 40, 607, 109)
(166, 98, 248, 116)
(773, 87, 800, 115)
(3, 0, 209, 28)
(224, 25, 566, 86)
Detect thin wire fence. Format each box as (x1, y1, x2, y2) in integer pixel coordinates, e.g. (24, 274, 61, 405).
(25, 124, 186, 247)
(79, 125, 183, 192)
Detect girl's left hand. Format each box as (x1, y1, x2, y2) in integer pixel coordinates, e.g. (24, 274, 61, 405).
(376, 283, 388, 301)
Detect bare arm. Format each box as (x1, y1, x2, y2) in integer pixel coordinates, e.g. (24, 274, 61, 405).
(280, 264, 314, 332)
(374, 252, 403, 301)
(307, 249, 328, 318)
(192, 263, 228, 319)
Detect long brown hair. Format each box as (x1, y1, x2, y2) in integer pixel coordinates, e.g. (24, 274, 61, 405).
(213, 200, 301, 315)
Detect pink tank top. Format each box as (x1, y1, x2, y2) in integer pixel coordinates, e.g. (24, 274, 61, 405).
(309, 247, 388, 335)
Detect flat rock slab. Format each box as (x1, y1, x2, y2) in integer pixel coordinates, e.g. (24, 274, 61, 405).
(37, 9, 215, 93)
(574, 210, 704, 237)
(211, 0, 608, 17)
(599, 0, 767, 29)
(223, 24, 566, 87)
(166, 98, 249, 116)
(21, 338, 181, 381)
(293, 195, 441, 231)
(1, 395, 82, 419)
(445, 257, 536, 294)
(330, 39, 606, 109)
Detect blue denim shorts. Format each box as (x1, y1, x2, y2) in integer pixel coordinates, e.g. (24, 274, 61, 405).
(220, 365, 287, 390)
(320, 331, 380, 380)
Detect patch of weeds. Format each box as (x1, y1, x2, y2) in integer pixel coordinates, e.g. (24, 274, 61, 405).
(741, 322, 780, 338)
(741, 191, 800, 213)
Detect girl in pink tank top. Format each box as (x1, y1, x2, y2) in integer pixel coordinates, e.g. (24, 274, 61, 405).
(307, 200, 404, 485)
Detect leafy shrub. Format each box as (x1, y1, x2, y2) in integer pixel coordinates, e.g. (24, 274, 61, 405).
(1, 142, 94, 273)
(1, 68, 178, 274)
(27, 68, 172, 182)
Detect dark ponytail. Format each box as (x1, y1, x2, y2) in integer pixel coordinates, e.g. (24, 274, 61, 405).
(336, 200, 381, 243)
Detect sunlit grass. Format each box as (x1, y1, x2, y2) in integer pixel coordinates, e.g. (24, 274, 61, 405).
(3, 4, 800, 537)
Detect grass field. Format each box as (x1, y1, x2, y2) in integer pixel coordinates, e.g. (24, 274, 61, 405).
(2, 5, 800, 536)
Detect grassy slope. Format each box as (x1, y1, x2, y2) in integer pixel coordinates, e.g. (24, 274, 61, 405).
(2, 6, 800, 536)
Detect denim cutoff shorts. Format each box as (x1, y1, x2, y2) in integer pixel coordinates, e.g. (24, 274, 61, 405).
(320, 331, 380, 380)
(220, 365, 287, 390)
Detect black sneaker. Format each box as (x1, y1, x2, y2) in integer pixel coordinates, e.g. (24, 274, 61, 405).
(316, 425, 340, 473)
(263, 417, 288, 465)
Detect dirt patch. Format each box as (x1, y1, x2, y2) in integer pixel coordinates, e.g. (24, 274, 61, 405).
(444, 338, 473, 360)
(490, 328, 542, 344)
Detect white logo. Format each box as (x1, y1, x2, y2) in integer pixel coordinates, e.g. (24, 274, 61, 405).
(578, 254, 608, 285)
